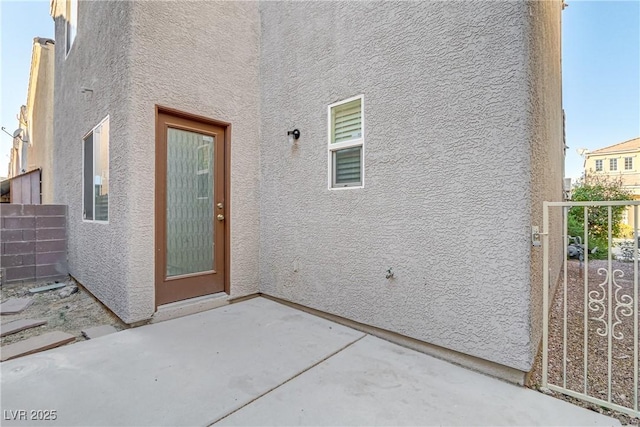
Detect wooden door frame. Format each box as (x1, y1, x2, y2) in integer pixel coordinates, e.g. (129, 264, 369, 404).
(154, 105, 231, 309)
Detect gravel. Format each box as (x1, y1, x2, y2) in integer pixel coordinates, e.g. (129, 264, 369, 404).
(1, 277, 127, 347)
(528, 259, 640, 425)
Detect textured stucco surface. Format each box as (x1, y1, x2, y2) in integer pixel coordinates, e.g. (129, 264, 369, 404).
(52, 1, 261, 323)
(526, 0, 564, 365)
(258, 1, 560, 372)
(51, 0, 563, 373)
(51, 0, 136, 322)
(26, 39, 55, 204)
(127, 1, 261, 318)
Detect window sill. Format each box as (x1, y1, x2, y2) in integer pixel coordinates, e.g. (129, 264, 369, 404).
(329, 186, 364, 191)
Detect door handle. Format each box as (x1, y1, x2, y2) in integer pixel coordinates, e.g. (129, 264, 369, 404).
(217, 214, 225, 221)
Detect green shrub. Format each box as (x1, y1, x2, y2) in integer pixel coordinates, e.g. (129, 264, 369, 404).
(567, 214, 584, 239)
(566, 175, 634, 260)
(566, 175, 632, 260)
(586, 237, 609, 260)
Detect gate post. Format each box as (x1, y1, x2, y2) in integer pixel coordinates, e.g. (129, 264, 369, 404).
(541, 201, 549, 390)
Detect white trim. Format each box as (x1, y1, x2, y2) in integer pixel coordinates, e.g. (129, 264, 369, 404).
(609, 157, 619, 172)
(82, 115, 110, 224)
(587, 149, 640, 157)
(545, 200, 640, 207)
(594, 159, 603, 172)
(327, 94, 365, 190)
(64, 0, 78, 60)
(327, 94, 364, 110)
(328, 138, 363, 152)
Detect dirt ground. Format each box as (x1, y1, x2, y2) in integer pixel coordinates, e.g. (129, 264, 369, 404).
(528, 259, 640, 426)
(1, 277, 127, 347)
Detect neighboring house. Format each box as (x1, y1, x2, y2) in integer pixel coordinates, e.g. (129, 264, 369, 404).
(584, 137, 640, 226)
(6, 37, 56, 204)
(49, 0, 564, 383)
(0, 177, 8, 203)
(8, 139, 20, 178)
(0, 169, 42, 205)
(6, 106, 28, 179)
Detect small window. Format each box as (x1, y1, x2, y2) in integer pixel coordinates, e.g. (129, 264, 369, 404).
(625, 157, 633, 170)
(595, 159, 603, 172)
(83, 117, 109, 222)
(328, 95, 364, 189)
(66, 0, 78, 56)
(610, 158, 618, 171)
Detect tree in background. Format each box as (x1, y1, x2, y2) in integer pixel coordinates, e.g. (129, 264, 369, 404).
(568, 175, 633, 258)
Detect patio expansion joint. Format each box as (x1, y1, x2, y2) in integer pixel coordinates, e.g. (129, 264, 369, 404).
(207, 333, 368, 426)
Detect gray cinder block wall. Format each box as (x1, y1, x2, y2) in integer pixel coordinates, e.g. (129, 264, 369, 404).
(0, 204, 68, 284)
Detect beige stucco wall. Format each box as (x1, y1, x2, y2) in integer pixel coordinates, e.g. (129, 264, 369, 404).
(584, 147, 640, 228)
(527, 0, 565, 369)
(126, 0, 261, 316)
(51, 0, 563, 375)
(258, 1, 563, 373)
(585, 151, 640, 196)
(26, 38, 56, 204)
(51, 0, 261, 323)
(51, 0, 137, 322)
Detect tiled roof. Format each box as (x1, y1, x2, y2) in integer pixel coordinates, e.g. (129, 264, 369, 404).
(589, 137, 640, 155)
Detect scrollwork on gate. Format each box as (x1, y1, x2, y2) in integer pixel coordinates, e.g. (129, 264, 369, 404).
(588, 268, 608, 337)
(612, 269, 633, 340)
(588, 267, 634, 340)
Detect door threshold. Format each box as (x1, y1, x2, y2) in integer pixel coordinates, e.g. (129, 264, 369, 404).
(152, 293, 229, 324)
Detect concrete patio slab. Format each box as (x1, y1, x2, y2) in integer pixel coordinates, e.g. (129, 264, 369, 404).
(0, 297, 364, 426)
(217, 335, 619, 426)
(0, 297, 621, 426)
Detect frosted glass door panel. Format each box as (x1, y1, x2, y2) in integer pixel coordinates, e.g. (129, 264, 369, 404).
(166, 128, 214, 277)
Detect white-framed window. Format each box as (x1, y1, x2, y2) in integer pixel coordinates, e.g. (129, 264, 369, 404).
(610, 158, 618, 171)
(328, 95, 364, 189)
(83, 116, 109, 222)
(65, 0, 78, 57)
(595, 159, 603, 171)
(625, 157, 633, 170)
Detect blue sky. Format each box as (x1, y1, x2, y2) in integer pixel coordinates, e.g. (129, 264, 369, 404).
(563, 0, 640, 180)
(0, 0, 639, 179)
(1, 0, 54, 178)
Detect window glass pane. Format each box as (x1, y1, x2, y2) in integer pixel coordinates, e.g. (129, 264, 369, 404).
(610, 158, 617, 171)
(595, 160, 603, 171)
(334, 146, 361, 186)
(331, 99, 362, 144)
(166, 129, 214, 277)
(94, 119, 109, 221)
(83, 133, 93, 220)
(625, 157, 633, 170)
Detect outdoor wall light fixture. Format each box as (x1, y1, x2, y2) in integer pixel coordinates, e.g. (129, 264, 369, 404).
(386, 268, 394, 279)
(287, 129, 301, 144)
